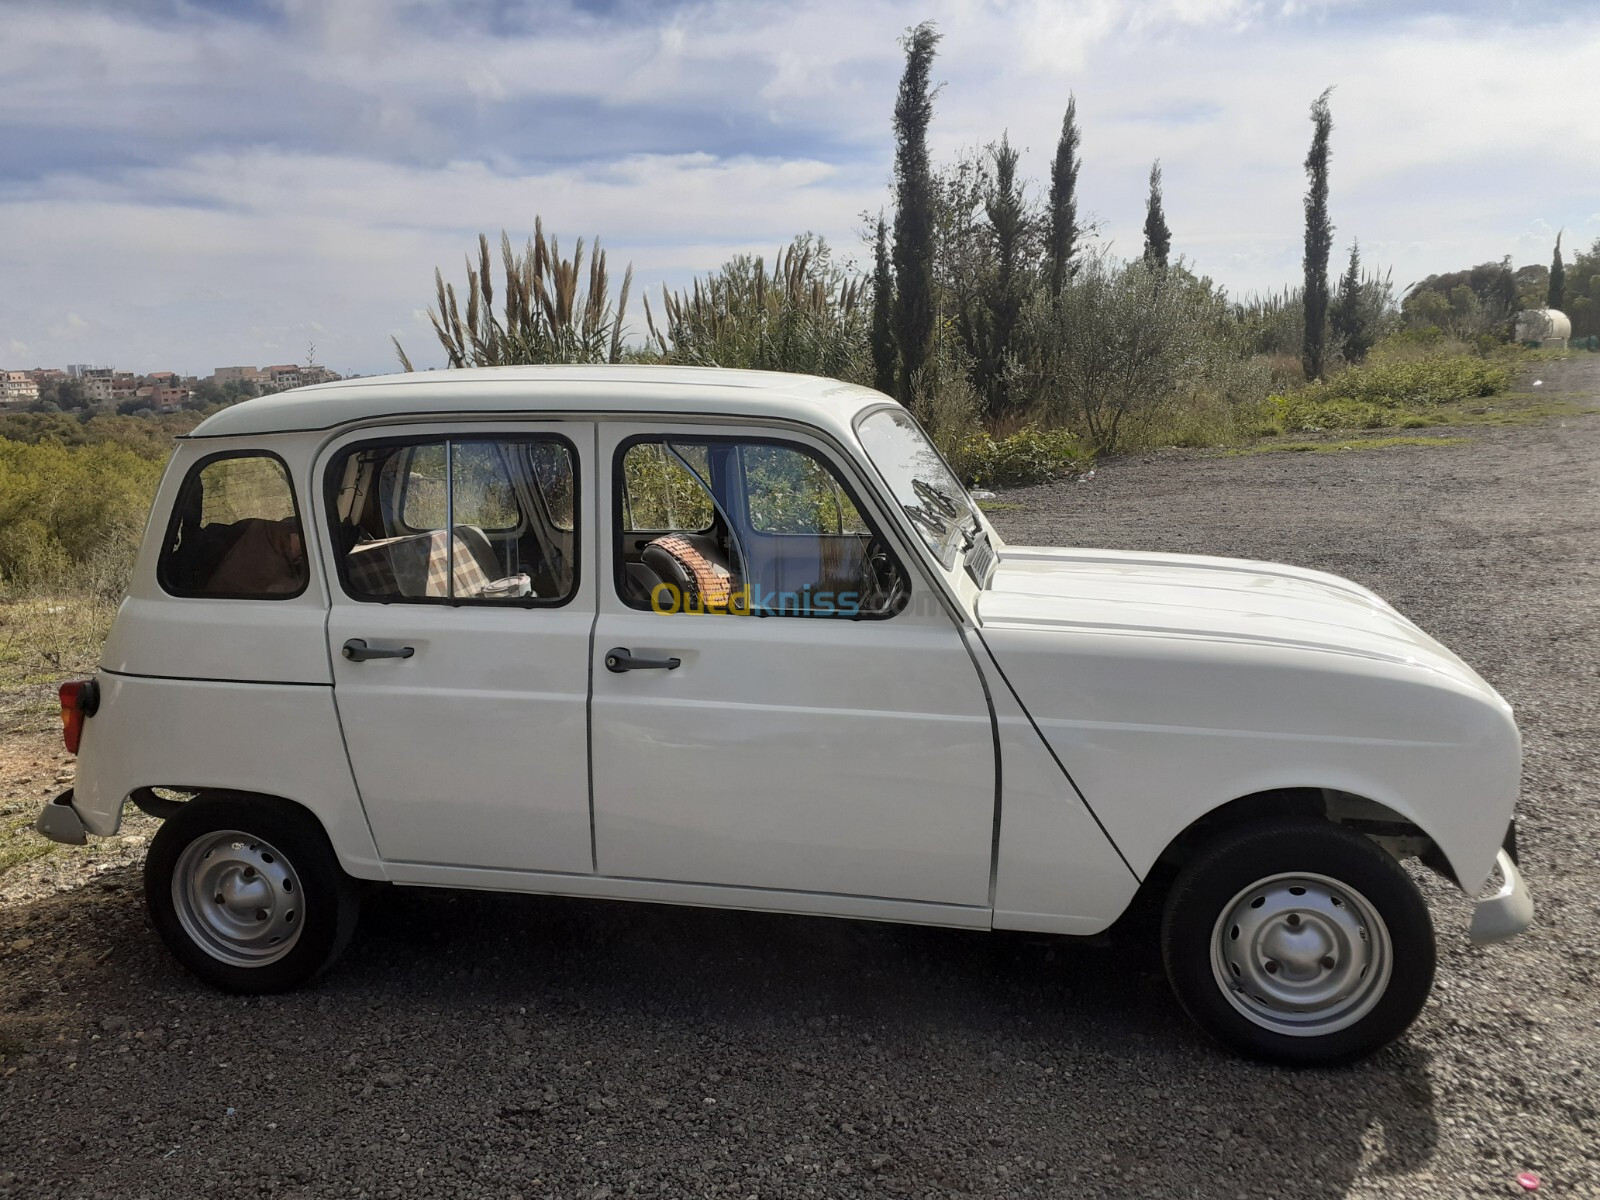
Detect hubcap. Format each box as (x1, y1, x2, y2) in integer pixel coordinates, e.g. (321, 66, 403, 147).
(1210, 872, 1392, 1037)
(172, 831, 304, 967)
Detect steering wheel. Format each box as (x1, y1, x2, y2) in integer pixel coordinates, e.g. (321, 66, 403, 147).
(859, 537, 909, 615)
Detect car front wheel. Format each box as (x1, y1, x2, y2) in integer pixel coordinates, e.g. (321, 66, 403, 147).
(145, 795, 359, 993)
(1161, 818, 1436, 1065)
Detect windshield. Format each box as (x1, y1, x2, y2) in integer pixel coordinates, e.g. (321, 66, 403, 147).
(855, 407, 976, 571)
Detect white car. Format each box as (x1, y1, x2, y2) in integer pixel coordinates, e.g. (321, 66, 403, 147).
(38, 366, 1532, 1064)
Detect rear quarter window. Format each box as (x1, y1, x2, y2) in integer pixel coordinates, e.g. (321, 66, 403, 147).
(157, 452, 307, 599)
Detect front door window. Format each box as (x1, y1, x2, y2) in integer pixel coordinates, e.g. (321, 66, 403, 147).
(614, 436, 906, 617)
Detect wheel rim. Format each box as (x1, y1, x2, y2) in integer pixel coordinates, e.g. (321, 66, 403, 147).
(1209, 871, 1392, 1037)
(172, 830, 304, 967)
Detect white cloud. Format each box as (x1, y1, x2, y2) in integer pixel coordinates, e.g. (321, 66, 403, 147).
(46, 312, 90, 341)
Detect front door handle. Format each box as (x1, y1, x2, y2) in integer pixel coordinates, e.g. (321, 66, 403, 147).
(604, 647, 681, 673)
(342, 638, 415, 662)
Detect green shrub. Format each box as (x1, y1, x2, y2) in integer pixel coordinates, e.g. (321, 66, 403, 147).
(396, 222, 633, 371)
(1263, 353, 1510, 432)
(1320, 355, 1508, 407)
(646, 234, 868, 383)
(1020, 254, 1252, 453)
(0, 439, 163, 595)
(0, 410, 200, 455)
(948, 426, 1089, 487)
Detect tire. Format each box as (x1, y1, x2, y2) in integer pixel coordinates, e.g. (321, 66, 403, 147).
(1161, 818, 1435, 1066)
(145, 795, 359, 994)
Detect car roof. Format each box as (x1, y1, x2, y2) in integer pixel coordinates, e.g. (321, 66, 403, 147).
(186, 365, 897, 441)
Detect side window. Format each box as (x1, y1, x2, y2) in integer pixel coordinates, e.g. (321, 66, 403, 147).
(741, 445, 869, 535)
(619, 442, 715, 533)
(614, 436, 907, 619)
(396, 443, 446, 530)
(329, 435, 578, 605)
(450, 442, 520, 531)
(529, 442, 575, 531)
(158, 453, 307, 599)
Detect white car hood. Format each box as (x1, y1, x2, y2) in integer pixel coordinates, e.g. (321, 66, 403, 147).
(978, 546, 1483, 684)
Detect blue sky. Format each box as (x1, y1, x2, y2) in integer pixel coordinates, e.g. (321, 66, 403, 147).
(1, 0, 1595, 376)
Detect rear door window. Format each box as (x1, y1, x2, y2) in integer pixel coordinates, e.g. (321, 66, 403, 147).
(328, 435, 578, 605)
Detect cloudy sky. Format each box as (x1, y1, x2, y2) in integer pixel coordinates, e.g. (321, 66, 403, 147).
(2, 0, 1595, 377)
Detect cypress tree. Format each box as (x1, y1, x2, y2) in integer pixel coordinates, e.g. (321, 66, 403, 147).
(891, 21, 941, 403)
(1142, 160, 1170, 270)
(1047, 95, 1081, 300)
(1301, 87, 1335, 381)
(976, 134, 1027, 418)
(870, 214, 897, 396)
(1494, 256, 1518, 323)
(1549, 231, 1565, 310)
(1330, 240, 1365, 363)
(1331, 241, 1356, 360)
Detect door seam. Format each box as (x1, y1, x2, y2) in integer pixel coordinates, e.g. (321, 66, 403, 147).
(587, 420, 601, 874)
(956, 626, 1003, 920)
(323, 605, 388, 865)
(973, 628, 1141, 883)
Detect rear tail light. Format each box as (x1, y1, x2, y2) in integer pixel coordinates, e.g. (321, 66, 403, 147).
(59, 679, 100, 755)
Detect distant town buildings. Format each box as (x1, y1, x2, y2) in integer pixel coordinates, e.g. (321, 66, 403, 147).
(3, 371, 40, 405)
(0, 360, 343, 411)
(264, 364, 301, 389)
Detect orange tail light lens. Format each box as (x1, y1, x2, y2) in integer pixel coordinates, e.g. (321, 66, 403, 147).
(58, 679, 99, 755)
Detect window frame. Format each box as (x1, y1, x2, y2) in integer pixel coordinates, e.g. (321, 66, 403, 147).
(156, 448, 308, 602)
(610, 431, 909, 621)
(323, 430, 582, 610)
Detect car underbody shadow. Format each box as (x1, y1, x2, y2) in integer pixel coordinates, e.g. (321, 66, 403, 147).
(0, 867, 1439, 1199)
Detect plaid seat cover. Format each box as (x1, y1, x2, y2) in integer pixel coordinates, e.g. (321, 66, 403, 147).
(347, 529, 494, 599)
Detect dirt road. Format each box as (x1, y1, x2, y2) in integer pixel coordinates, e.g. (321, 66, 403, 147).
(2, 359, 1598, 1198)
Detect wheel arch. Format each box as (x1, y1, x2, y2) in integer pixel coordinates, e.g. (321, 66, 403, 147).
(132, 786, 388, 882)
(1152, 787, 1452, 885)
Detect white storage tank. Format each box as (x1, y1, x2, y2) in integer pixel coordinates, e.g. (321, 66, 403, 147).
(1515, 309, 1572, 348)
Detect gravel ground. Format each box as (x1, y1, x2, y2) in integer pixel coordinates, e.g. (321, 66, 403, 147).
(2, 360, 1598, 1199)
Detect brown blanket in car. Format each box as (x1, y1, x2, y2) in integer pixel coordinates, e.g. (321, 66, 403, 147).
(204, 518, 307, 596)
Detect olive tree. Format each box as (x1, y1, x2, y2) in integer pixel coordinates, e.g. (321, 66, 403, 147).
(1023, 252, 1241, 452)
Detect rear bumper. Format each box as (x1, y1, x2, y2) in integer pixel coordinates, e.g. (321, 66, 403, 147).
(35, 789, 88, 846)
(1469, 850, 1534, 944)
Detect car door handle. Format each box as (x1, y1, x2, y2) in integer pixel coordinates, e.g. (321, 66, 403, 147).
(604, 647, 681, 673)
(342, 638, 415, 662)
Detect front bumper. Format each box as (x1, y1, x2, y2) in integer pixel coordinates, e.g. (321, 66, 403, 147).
(1468, 850, 1534, 944)
(35, 789, 88, 846)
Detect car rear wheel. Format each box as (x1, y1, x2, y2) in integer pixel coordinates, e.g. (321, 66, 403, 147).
(145, 795, 359, 993)
(1161, 818, 1435, 1065)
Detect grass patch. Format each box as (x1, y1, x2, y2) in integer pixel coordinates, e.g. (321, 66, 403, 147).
(1260, 351, 1514, 436)
(1442, 400, 1600, 427)
(0, 823, 55, 873)
(976, 501, 1023, 512)
(0, 795, 155, 887)
(1230, 435, 1468, 456)
(0, 595, 118, 733)
(949, 426, 1090, 487)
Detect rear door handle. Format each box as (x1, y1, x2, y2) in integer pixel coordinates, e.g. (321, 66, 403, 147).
(342, 638, 415, 662)
(604, 647, 681, 673)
